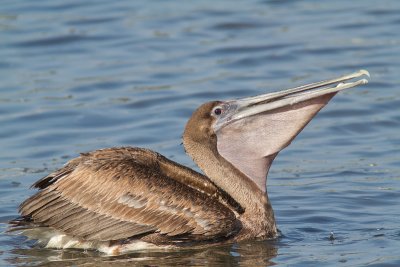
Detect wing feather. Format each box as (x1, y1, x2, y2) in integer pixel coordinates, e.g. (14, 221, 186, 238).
(19, 147, 238, 242)
(20, 191, 59, 214)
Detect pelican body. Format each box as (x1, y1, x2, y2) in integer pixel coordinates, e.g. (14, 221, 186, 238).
(10, 70, 369, 255)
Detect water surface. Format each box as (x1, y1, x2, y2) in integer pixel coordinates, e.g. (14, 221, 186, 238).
(1, 0, 399, 266)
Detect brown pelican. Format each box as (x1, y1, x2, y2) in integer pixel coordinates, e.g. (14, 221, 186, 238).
(10, 70, 369, 255)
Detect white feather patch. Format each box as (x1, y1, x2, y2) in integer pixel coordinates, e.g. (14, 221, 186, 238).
(118, 193, 148, 209)
(20, 227, 170, 255)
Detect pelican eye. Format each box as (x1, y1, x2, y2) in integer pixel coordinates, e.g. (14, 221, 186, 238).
(213, 107, 222, 116)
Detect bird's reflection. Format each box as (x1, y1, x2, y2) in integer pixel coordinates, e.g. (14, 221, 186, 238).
(6, 239, 278, 267)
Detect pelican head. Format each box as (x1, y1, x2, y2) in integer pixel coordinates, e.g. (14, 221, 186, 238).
(184, 70, 369, 192)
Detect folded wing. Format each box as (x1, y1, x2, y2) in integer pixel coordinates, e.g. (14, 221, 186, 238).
(19, 147, 238, 242)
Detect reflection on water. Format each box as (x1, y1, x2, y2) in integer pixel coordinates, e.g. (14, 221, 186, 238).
(6, 240, 278, 267)
(1, 0, 400, 266)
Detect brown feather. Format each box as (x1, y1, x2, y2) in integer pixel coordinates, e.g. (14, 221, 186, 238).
(19, 147, 239, 242)
(19, 191, 60, 215)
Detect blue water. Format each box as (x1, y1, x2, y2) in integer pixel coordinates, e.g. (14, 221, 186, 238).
(1, 0, 399, 266)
